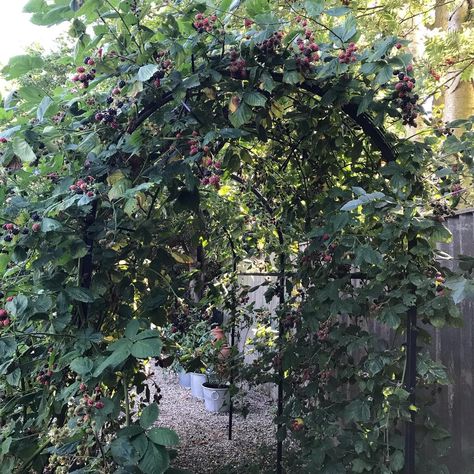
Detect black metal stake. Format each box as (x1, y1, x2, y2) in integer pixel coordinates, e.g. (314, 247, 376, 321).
(404, 305, 417, 473)
(276, 251, 285, 474)
(225, 227, 237, 441)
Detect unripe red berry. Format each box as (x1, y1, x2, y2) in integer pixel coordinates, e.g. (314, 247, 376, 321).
(77, 66, 86, 73)
(32, 223, 41, 232)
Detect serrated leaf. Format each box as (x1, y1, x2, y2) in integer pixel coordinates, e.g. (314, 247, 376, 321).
(283, 70, 304, 85)
(243, 91, 267, 107)
(41, 217, 62, 232)
(147, 427, 179, 446)
(375, 64, 393, 85)
(37, 96, 53, 122)
(93, 343, 131, 377)
(138, 442, 169, 474)
(131, 337, 162, 359)
(66, 287, 95, 303)
(357, 91, 374, 115)
(137, 64, 158, 82)
(12, 137, 36, 164)
(229, 103, 252, 128)
(140, 402, 159, 429)
(70, 357, 93, 375)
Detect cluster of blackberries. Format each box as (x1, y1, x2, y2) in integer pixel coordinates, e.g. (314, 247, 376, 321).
(2, 222, 25, 242)
(0, 138, 7, 144)
(95, 107, 119, 129)
(317, 321, 331, 341)
(193, 13, 217, 33)
(37, 368, 53, 386)
(391, 66, 419, 126)
(79, 386, 105, 410)
(200, 173, 221, 188)
(201, 155, 222, 189)
(431, 200, 456, 218)
(69, 176, 95, 197)
(71, 57, 97, 89)
(0, 308, 10, 328)
(188, 130, 201, 155)
(152, 51, 172, 87)
(257, 32, 284, 54)
(338, 43, 358, 64)
(295, 36, 320, 71)
(229, 50, 247, 79)
(152, 70, 165, 88)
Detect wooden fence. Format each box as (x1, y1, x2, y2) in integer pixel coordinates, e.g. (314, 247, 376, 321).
(234, 210, 474, 472)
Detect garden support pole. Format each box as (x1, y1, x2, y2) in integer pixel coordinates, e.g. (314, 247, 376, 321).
(404, 305, 417, 474)
(276, 251, 285, 474)
(224, 227, 238, 441)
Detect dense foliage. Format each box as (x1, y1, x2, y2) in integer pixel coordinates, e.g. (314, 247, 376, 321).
(0, 0, 472, 473)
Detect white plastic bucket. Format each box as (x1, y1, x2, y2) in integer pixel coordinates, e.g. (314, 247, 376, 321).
(202, 383, 230, 413)
(190, 373, 207, 399)
(178, 371, 191, 389)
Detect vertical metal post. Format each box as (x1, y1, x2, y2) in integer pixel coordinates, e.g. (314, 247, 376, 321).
(404, 305, 417, 473)
(404, 238, 417, 473)
(226, 227, 237, 441)
(276, 251, 285, 474)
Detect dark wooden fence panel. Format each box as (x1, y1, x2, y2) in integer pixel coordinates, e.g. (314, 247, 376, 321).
(436, 211, 474, 473)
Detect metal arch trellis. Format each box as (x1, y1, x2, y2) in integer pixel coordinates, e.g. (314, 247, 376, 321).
(112, 71, 417, 474)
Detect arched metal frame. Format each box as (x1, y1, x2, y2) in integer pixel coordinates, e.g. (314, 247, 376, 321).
(83, 72, 417, 474)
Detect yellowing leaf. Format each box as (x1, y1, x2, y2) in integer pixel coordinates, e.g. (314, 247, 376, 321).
(170, 251, 194, 264)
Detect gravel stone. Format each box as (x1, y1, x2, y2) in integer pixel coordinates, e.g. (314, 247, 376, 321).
(153, 369, 276, 473)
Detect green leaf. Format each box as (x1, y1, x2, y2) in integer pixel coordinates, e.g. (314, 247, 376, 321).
(125, 320, 140, 339)
(229, 103, 252, 128)
(243, 91, 267, 107)
(77, 132, 99, 154)
(70, 357, 93, 375)
(109, 178, 132, 200)
(131, 337, 162, 359)
(352, 459, 373, 473)
(137, 64, 159, 82)
(305, 0, 324, 17)
(375, 64, 393, 85)
(138, 442, 169, 474)
(140, 402, 159, 429)
(93, 343, 131, 377)
(66, 287, 95, 303)
(12, 137, 36, 164)
(357, 91, 374, 115)
(6, 368, 21, 387)
(389, 450, 404, 471)
(283, 70, 304, 85)
(445, 276, 474, 304)
(3, 55, 44, 79)
(37, 96, 53, 122)
(147, 427, 179, 446)
(344, 399, 370, 422)
(330, 15, 357, 43)
(110, 436, 141, 466)
(41, 217, 62, 232)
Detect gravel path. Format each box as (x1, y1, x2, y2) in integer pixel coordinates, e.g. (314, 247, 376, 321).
(153, 369, 276, 473)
